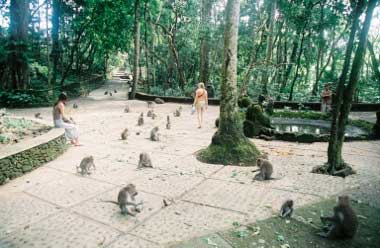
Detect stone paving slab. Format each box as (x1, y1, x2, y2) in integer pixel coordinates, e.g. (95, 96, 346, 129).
(107, 234, 162, 248)
(0, 167, 69, 193)
(155, 154, 224, 177)
(169, 233, 233, 248)
(25, 173, 114, 207)
(130, 201, 247, 244)
(0, 192, 59, 238)
(132, 170, 205, 198)
(0, 211, 121, 248)
(72, 187, 163, 232)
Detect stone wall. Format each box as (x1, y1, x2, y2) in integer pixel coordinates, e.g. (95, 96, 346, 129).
(0, 132, 67, 185)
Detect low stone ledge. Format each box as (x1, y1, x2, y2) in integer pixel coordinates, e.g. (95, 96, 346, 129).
(0, 124, 67, 185)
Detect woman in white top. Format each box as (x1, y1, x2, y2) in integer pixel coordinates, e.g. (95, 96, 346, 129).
(53, 93, 80, 146)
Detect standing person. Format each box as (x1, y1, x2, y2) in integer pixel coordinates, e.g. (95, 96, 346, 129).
(53, 92, 81, 146)
(321, 83, 333, 113)
(193, 82, 208, 128)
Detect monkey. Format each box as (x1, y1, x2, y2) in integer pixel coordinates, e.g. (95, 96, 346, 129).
(152, 112, 157, 120)
(137, 113, 144, 126)
(121, 128, 128, 140)
(109, 92, 113, 96)
(147, 101, 154, 108)
(173, 108, 181, 117)
(150, 126, 160, 141)
(103, 184, 143, 216)
(77, 156, 96, 175)
(252, 158, 273, 181)
(260, 152, 269, 160)
(138, 152, 153, 168)
(166, 115, 171, 130)
(178, 106, 182, 112)
(73, 103, 78, 109)
(124, 105, 130, 113)
(114, 89, 117, 93)
(147, 110, 154, 117)
(280, 200, 294, 218)
(318, 195, 358, 239)
(104, 91, 108, 95)
(34, 113, 42, 119)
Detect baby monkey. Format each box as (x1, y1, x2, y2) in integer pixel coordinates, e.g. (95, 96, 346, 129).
(318, 195, 358, 239)
(121, 128, 128, 140)
(280, 199, 294, 218)
(147, 110, 154, 117)
(124, 105, 131, 113)
(104, 184, 143, 216)
(150, 126, 160, 141)
(138, 152, 153, 168)
(166, 115, 171, 130)
(137, 113, 144, 126)
(77, 156, 96, 175)
(253, 158, 273, 181)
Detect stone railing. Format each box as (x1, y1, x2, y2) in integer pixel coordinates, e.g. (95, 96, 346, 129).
(135, 92, 380, 112)
(0, 118, 67, 185)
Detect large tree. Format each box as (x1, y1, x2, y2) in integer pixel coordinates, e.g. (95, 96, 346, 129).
(315, 0, 378, 176)
(131, 0, 141, 99)
(199, 0, 213, 85)
(198, 0, 260, 166)
(8, 0, 29, 89)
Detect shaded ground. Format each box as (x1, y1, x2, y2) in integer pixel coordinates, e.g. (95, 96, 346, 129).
(0, 72, 379, 247)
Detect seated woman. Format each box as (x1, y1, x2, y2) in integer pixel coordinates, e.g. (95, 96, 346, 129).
(53, 93, 80, 146)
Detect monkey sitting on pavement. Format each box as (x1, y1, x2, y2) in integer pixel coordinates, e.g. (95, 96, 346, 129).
(318, 195, 358, 239)
(137, 113, 144, 126)
(138, 152, 153, 169)
(121, 128, 128, 140)
(77, 156, 96, 175)
(124, 105, 131, 113)
(252, 158, 273, 181)
(103, 184, 143, 216)
(35, 113, 42, 119)
(150, 126, 160, 141)
(147, 110, 154, 117)
(166, 115, 171, 130)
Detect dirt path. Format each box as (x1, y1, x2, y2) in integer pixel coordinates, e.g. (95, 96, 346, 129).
(0, 76, 379, 248)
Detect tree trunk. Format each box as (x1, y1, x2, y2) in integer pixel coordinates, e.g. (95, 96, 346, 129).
(199, 0, 213, 85)
(326, 0, 375, 173)
(131, 0, 140, 99)
(367, 40, 380, 82)
(144, 0, 150, 92)
(260, 0, 276, 95)
(288, 30, 306, 101)
(51, 0, 61, 85)
(199, 0, 260, 166)
(45, 0, 51, 86)
(8, 0, 29, 90)
(311, 2, 325, 96)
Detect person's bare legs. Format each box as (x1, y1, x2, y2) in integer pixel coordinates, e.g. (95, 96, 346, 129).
(200, 108, 204, 128)
(197, 108, 202, 128)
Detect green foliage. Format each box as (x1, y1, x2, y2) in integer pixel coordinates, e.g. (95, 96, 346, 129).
(238, 96, 252, 108)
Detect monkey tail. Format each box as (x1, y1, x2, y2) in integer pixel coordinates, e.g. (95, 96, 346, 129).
(101, 200, 119, 205)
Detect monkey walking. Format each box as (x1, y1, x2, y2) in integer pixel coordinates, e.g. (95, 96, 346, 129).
(252, 158, 274, 181)
(102, 184, 143, 216)
(280, 200, 294, 218)
(166, 115, 171, 130)
(121, 128, 128, 140)
(150, 127, 160, 141)
(173, 108, 181, 117)
(138, 152, 153, 168)
(318, 195, 358, 239)
(34, 113, 42, 119)
(77, 156, 96, 175)
(137, 113, 144, 126)
(124, 105, 131, 113)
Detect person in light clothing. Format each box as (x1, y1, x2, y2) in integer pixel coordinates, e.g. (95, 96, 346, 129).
(193, 82, 208, 128)
(321, 83, 332, 113)
(53, 92, 80, 146)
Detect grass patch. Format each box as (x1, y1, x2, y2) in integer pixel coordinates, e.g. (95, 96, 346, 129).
(218, 198, 380, 248)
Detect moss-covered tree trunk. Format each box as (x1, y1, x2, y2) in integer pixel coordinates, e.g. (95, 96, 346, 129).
(199, 0, 213, 85)
(131, 0, 140, 99)
(198, 0, 260, 166)
(326, 0, 376, 175)
(8, 0, 29, 90)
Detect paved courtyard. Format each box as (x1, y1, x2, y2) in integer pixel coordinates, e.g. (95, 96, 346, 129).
(0, 78, 379, 248)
